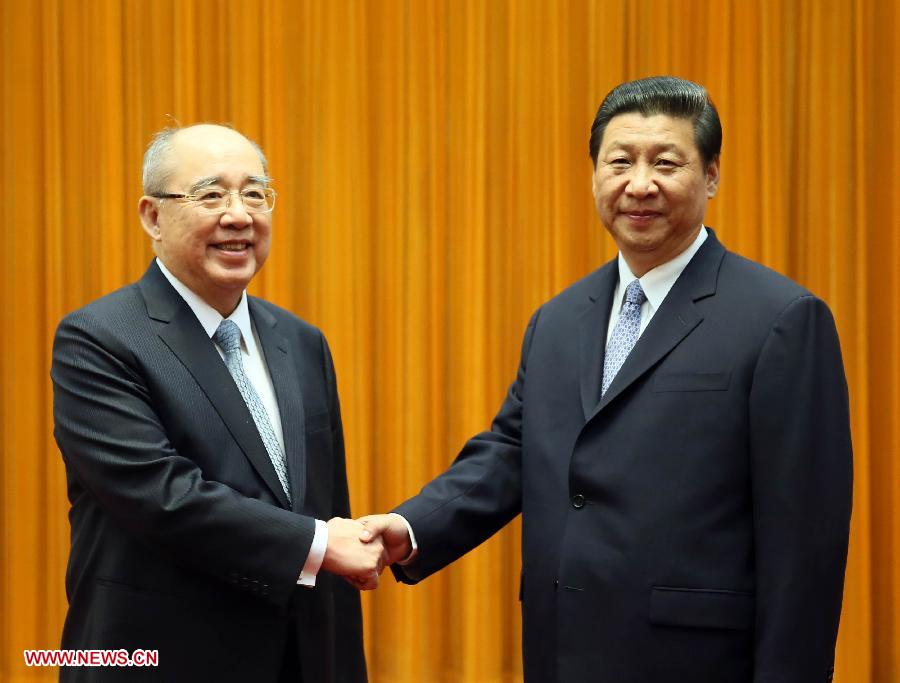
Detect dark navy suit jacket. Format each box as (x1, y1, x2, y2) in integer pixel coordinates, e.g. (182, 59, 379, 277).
(394, 230, 851, 683)
(52, 261, 366, 682)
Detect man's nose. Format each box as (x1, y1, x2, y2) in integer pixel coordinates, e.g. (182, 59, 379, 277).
(220, 192, 253, 226)
(625, 164, 658, 197)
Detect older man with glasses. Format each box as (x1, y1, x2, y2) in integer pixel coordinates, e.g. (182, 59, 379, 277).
(51, 124, 376, 682)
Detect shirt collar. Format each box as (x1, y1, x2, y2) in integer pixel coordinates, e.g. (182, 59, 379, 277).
(155, 258, 258, 355)
(614, 226, 708, 312)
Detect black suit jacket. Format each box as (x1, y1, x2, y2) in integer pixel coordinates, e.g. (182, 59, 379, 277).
(394, 230, 851, 683)
(51, 261, 366, 682)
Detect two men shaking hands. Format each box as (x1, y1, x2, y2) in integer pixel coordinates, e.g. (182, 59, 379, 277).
(52, 76, 851, 683)
(321, 514, 411, 591)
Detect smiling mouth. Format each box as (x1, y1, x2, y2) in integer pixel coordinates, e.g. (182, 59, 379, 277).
(212, 241, 251, 252)
(620, 210, 664, 224)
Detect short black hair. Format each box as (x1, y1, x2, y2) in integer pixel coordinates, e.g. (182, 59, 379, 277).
(589, 76, 722, 167)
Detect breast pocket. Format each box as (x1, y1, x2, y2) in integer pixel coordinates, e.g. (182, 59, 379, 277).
(305, 410, 331, 434)
(652, 372, 731, 392)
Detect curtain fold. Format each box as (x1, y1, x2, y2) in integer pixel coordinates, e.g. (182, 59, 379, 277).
(1, 1, 896, 681)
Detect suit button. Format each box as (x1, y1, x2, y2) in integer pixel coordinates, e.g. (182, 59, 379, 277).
(571, 494, 585, 509)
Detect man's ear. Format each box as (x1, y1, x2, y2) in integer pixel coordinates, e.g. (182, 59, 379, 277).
(706, 157, 720, 198)
(138, 197, 162, 241)
(591, 163, 602, 202)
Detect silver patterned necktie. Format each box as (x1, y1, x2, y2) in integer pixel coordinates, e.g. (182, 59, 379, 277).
(213, 319, 291, 503)
(601, 279, 647, 397)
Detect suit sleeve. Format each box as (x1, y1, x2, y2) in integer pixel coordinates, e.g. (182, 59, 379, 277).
(391, 309, 541, 583)
(318, 331, 367, 680)
(748, 295, 852, 682)
(322, 331, 352, 522)
(51, 308, 316, 607)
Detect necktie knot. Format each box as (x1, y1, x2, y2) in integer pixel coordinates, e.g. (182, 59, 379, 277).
(624, 279, 646, 307)
(213, 319, 242, 354)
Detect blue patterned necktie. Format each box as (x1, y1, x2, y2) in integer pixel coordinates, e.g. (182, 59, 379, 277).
(213, 320, 291, 503)
(601, 279, 647, 397)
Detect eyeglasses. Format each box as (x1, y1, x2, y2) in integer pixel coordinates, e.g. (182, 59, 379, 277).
(151, 187, 277, 214)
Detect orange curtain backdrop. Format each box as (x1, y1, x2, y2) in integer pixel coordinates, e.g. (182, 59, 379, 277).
(1, 0, 897, 681)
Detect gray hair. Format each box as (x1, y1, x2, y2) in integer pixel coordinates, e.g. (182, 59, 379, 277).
(141, 124, 269, 195)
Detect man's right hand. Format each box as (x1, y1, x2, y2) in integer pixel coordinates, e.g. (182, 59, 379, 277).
(356, 513, 414, 566)
(321, 517, 385, 590)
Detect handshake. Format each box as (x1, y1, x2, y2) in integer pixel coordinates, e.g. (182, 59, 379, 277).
(320, 514, 413, 590)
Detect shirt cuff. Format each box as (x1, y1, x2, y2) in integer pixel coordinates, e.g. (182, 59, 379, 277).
(391, 513, 419, 565)
(297, 519, 328, 586)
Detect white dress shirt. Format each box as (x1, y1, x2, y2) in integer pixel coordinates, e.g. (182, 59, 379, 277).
(156, 258, 327, 586)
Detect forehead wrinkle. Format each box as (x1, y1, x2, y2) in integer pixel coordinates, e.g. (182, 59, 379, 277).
(603, 115, 697, 152)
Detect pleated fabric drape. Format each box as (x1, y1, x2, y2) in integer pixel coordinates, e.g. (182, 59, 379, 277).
(1, 1, 897, 681)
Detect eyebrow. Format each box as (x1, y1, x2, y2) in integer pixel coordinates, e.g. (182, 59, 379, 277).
(188, 174, 272, 193)
(604, 142, 683, 154)
(189, 176, 223, 193)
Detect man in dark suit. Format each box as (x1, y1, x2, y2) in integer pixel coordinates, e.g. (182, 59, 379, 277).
(360, 77, 853, 682)
(51, 124, 380, 682)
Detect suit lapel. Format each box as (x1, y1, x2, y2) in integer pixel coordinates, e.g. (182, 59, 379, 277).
(586, 231, 725, 422)
(251, 300, 307, 512)
(138, 263, 291, 509)
(578, 262, 618, 420)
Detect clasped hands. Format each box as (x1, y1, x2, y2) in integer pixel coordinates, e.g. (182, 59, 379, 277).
(321, 514, 412, 590)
